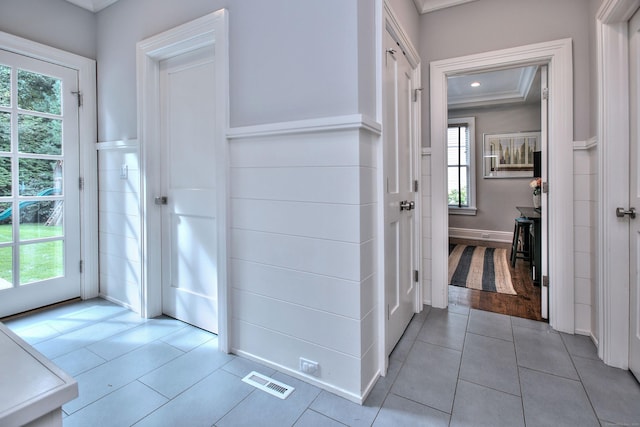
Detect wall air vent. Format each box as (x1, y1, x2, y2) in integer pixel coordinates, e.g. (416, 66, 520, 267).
(241, 371, 294, 400)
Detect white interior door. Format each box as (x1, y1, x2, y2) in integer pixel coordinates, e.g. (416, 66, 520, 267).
(628, 7, 640, 380)
(0, 49, 80, 318)
(384, 29, 417, 355)
(159, 46, 218, 333)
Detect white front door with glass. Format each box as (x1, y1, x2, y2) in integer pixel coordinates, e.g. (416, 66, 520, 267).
(0, 49, 80, 317)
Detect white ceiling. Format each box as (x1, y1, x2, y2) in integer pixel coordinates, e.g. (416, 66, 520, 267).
(448, 66, 541, 110)
(412, 0, 478, 14)
(64, 0, 119, 12)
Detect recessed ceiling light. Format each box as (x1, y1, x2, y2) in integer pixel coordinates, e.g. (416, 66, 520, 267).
(470, 82, 481, 87)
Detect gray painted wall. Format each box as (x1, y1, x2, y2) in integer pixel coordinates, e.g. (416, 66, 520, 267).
(0, 0, 96, 59)
(388, 0, 421, 50)
(96, 0, 374, 141)
(419, 0, 593, 146)
(449, 102, 541, 233)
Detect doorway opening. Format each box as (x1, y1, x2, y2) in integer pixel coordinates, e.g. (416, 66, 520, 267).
(0, 33, 97, 318)
(137, 10, 230, 351)
(430, 39, 575, 334)
(445, 65, 546, 321)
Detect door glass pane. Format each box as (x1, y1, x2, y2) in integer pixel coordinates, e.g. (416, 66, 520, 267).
(0, 202, 11, 243)
(0, 246, 11, 289)
(19, 201, 62, 239)
(0, 112, 10, 151)
(17, 70, 61, 115)
(19, 240, 63, 285)
(0, 65, 9, 107)
(18, 158, 60, 196)
(18, 115, 62, 155)
(0, 156, 10, 196)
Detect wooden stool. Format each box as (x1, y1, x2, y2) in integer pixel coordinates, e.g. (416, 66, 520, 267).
(511, 217, 533, 267)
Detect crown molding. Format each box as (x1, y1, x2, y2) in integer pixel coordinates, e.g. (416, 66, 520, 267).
(64, 0, 119, 12)
(412, 0, 478, 14)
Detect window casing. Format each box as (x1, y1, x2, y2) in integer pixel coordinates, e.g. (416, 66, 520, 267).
(448, 117, 476, 215)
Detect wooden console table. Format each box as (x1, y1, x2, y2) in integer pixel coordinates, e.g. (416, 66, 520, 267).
(0, 323, 78, 427)
(516, 206, 541, 286)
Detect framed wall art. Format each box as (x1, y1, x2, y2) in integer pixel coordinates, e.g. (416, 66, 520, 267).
(483, 131, 540, 178)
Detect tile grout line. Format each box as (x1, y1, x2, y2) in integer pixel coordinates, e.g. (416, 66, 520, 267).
(510, 315, 527, 426)
(558, 333, 602, 424)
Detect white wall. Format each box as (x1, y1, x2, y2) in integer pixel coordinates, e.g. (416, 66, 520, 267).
(95, 0, 381, 401)
(228, 124, 379, 400)
(573, 143, 598, 338)
(0, 0, 96, 59)
(97, 142, 141, 311)
(422, 151, 432, 305)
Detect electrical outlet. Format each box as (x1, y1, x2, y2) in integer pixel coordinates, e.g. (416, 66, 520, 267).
(299, 358, 319, 376)
(481, 233, 490, 239)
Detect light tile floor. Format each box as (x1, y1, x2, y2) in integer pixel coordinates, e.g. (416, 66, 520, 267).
(5, 298, 640, 426)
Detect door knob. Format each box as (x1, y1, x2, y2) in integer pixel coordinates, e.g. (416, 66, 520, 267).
(616, 207, 636, 218)
(400, 201, 415, 211)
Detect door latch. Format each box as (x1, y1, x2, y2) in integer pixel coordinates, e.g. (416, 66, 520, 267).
(154, 196, 168, 205)
(616, 207, 636, 219)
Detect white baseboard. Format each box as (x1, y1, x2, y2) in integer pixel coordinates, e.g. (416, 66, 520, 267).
(232, 349, 366, 404)
(99, 293, 140, 315)
(449, 227, 513, 244)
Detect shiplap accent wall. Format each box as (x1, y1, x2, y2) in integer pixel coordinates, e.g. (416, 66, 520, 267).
(421, 149, 432, 305)
(227, 117, 381, 402)
(573, 138, 597, 339)
(96, 140, 141, 312)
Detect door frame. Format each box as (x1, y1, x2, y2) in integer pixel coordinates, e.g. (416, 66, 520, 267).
(377, 1, 423, 374)
(0, 31, 98, 302)
(430, 39, 575, 333)
(596, 0, 640, 369)
(137, 10, 230, 351)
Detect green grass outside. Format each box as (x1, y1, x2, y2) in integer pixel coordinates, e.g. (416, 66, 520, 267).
(0, 224, 64, 286)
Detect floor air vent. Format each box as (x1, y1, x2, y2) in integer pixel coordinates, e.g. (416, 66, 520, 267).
(241, 371, 294, 399)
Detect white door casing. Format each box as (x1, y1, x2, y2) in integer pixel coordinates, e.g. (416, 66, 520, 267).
(430, 39, 574, 333)
(0, 31, 98, 307)
(540, 65, 549, 320)
(0, 50, 80, 317)
(628, 6, 640, 380)
(159, 47, 218, 333)
(382, 6, 421, 356)
(137, 10, 229, 349)
(597, 0, 640, 370)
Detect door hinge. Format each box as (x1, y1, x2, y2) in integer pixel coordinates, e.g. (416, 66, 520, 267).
(542, 182, 548, 194)
(387, 304, 390, 320)
(413, 88, 423, 102)
(414, 270, 419, 282)
(79, 177, 84, 190)
(542, 87, 549, 100)
(542, 275, 549, 287)
(79, 260, 84, 273)
(414, 180, 419, 192)
(71, 90, 83, 107)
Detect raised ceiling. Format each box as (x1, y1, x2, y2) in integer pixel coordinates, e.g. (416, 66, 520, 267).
(448, 66, 541, 110)
(64, 0, 119, 12)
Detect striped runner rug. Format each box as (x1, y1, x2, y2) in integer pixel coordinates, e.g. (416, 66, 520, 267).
(448, 244, 516, 295)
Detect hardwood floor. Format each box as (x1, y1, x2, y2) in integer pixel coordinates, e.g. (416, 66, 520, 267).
(448, 238, 544, 321)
